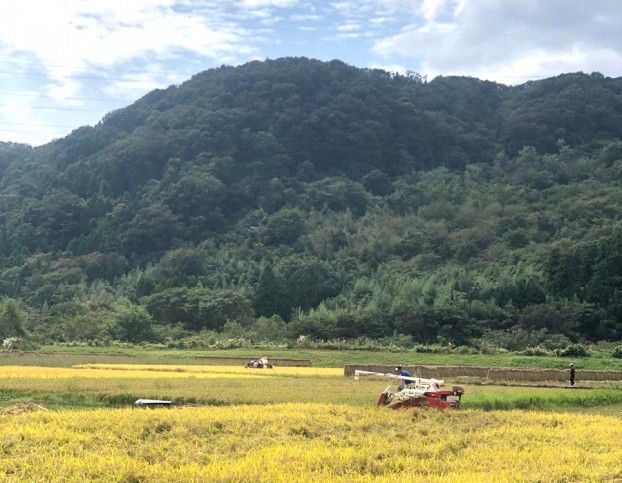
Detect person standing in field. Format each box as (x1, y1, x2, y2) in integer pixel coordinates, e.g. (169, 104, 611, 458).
(569, 364, 576, 387)
(395, 366, 413, 390)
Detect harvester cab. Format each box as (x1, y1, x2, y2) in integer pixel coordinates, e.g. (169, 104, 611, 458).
(354, 370, 464, 410)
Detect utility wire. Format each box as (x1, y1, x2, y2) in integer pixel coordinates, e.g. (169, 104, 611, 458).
(0, 58, 198, 77)
(0, 69, 179, 84)
(0, 121, 79, 128)
(0, 129, 67, 135)
(0, 104, 115, 112)
(0, 91, 134, 103)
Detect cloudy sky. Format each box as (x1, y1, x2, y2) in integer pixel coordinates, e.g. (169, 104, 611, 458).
(1, 0, 620, 146)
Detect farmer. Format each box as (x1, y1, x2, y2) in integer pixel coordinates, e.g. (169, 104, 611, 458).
(569, 364, 576, 387)
(395, 366, 413, 391)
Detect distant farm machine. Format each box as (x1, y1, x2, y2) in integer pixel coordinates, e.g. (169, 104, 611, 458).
(245, 357, 273, 369)
(354, 370, 465, 410)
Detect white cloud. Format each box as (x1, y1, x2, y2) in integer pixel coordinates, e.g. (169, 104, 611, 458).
(0, 1, 254, 104)
(419, 0, 448, 22)
(241, 0, 298, 7)
(371, 0, 622, 84)
(0, 0, 267, 144)
(2, 1, 273, 72)
(0, 0, 620, 145)
(337, 23, 361, 32)
(290, 14, 323, 21)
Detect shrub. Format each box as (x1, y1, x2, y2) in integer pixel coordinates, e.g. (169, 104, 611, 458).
(611, 345, 622, 359)
(519, 346, 551, 357)
(560, 343, 588, 357)
(454, 345, 481, 355)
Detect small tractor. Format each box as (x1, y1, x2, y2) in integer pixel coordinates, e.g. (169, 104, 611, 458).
(354, 370, 465, 410)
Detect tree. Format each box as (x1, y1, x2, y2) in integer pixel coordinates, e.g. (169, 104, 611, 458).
(279, 257, 342, 315)
(119, 203, 187, 256)
(0, 298, 26, 340)
(362, 169, 394, 196)
(254, 265, 285, 319)
(251, 315, 287, 341)
(265, 208, 305, 245)
(104, 301, 156, 343)
(2, 59, 622, 346)
(306, 177, 368, 216)
(143, 287, 254, 332)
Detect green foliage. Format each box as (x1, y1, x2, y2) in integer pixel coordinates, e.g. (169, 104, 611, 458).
(250, 315, 287, 342)
(0, 298, 26, 339)
(142, 286, 254, 332)
(221, 320, 246, 338)
(305, 177, 368, 216)
(362, 169, 393, 196)
(560, 343, 589, 358)
(611, 344, 622, 359)
(1, 59, 622, 346)
(104, 301, 156, 343)
(42, 299, 112, 342)
(478, 327, 571, 352)
(253, 265, 285, 319)
(265, 208, 305, 245)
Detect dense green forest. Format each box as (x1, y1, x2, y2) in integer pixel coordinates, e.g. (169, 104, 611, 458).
(1, 57, 622, 351)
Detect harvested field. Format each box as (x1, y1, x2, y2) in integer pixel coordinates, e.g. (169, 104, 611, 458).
(345, 364, 622, 383)
(194, 356, 311, 366)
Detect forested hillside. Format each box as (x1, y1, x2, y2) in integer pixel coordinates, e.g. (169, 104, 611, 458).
(1, 57, 622, 350)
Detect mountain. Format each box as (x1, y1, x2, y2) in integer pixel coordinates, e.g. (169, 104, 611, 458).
(1, 57, 622, 349)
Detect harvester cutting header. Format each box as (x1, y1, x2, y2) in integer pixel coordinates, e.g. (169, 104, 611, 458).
(354, 368, 465, 410)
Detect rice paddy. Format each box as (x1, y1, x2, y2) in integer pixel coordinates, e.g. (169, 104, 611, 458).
(1, 360, 621, 481)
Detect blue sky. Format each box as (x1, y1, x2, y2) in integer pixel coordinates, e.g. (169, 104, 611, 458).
(1, 0, 621, 146)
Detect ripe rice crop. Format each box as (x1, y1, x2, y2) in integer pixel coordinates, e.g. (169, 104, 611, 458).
(0, 365, 257, 379)
(2, 365, 622, 411)
(0, 365, 377, 407)
(0, 403, 621, 481)
(73, 363, 343, 377)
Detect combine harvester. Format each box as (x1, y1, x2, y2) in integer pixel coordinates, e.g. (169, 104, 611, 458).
(245, 357, 273, 369)
(354, 370, 465, 410)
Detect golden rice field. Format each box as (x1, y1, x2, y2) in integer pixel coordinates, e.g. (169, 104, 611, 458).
(0, 364, 365, 406)
(74, 363, 343, 376)
(0, 403, 622, 481)
(1, 364, 621, 409)
(1, 364, 622, 481)
(0, 364, 342, 379)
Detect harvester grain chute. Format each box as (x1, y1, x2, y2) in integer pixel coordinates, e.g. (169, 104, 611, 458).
(134, 399, 173, 408)
(354, 370, 464, 410)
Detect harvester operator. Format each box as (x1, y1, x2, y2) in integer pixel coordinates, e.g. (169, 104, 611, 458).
(396, 366, 413, 391)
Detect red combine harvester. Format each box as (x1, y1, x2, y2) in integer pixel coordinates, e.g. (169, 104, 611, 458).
(354, 370, 465, 410)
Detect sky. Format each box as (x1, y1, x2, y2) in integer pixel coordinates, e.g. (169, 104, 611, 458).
(1, 0, 620, 147)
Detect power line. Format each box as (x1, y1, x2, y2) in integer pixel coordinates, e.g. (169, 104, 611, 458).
(0, 121, 78, 128)
(0, 91, 133, 103)
(0, 59, 191, 84)
(0, 129, 67, 135)
(0, 58, 198, 78)
(0, 68, 179, 84)
(0, 104, 113, 112)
